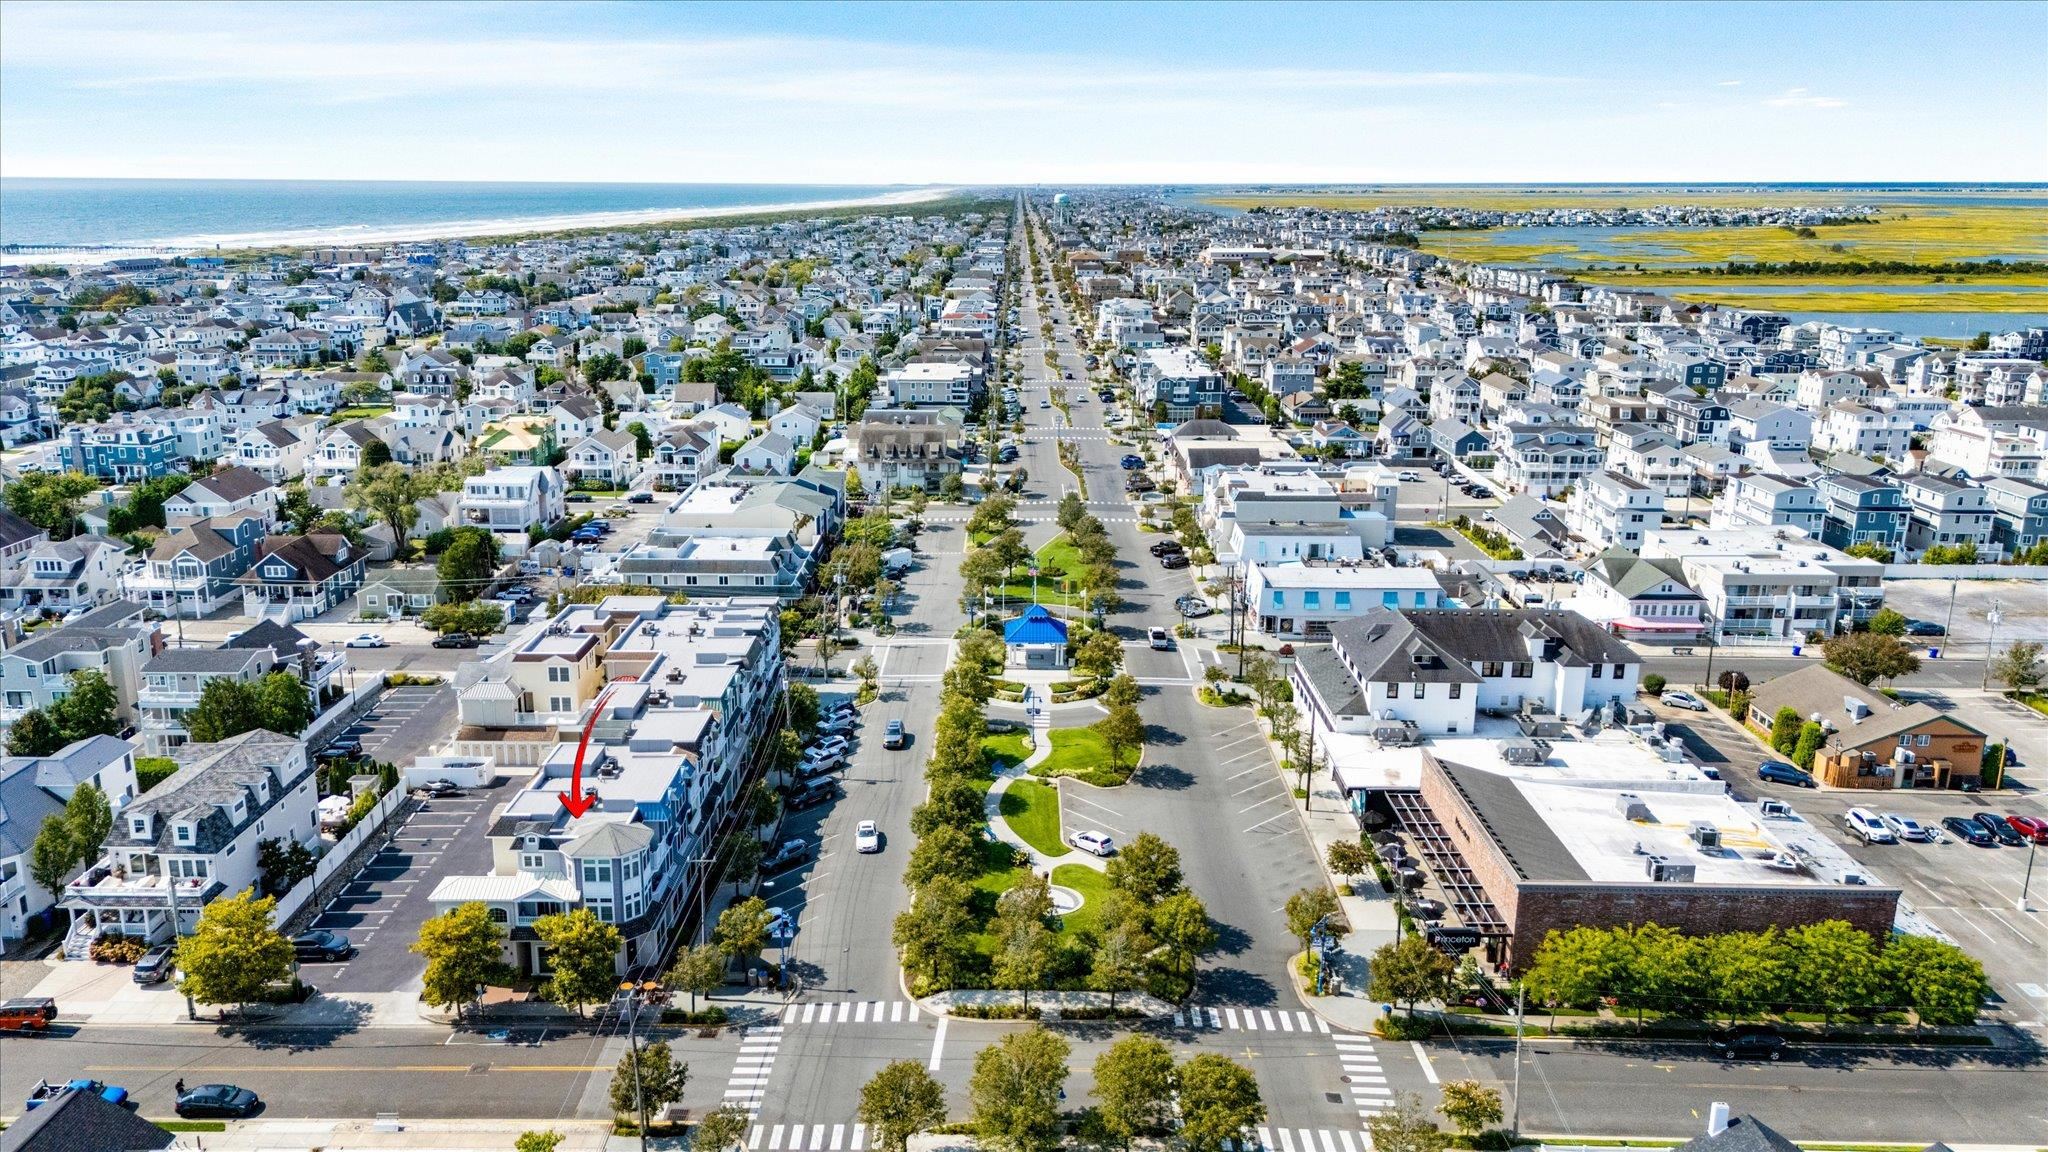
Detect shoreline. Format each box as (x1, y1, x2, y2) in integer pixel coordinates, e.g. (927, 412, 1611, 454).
(0, 186, 963, 265)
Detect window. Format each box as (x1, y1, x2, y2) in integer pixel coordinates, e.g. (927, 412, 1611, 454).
(1386, 682, 1400, 698)
(1333, 591, 1351, 610)
(1481, 661, 1503, 678)
(1414, 683, 1426, 699)
(1449, 683, 1462, 698)
(521, 853, 546, 870)
(174, 823, 193, 845)
(582, 859, 612, 884)
(550, 696, 572, 713)
(547, 666, 570, 683)
(488, 907, 509, 924)
(1915, 734, 1931, 748)
(1613, 664, 1627, 679)
(1511, 662, 1533, 678)
(1590, 665, 1603, 679)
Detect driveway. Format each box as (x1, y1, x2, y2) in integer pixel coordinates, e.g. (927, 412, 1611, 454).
(333, 683, 456, 766)
(301, 775, 516, 994)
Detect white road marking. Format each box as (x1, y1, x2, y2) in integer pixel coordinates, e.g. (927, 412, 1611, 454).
(1259, 1010, 1277, 1030)
(836, 1001, 851, 1022)
(930, 1014, 948, 1070)
(830, 1124, 845, 1150)
(1225, 1007, 1240, 1029)
(802, 1003, 818, 1023)
(851, 1124, 866, 1151)
(1411, 1040, 1439, 1083)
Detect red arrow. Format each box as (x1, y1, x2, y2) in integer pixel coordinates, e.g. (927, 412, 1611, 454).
(559, 677, 637, 819)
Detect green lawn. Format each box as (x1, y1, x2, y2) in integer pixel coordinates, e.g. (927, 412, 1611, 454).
(992, 534, 1093, 607)
(1034, 725, 1139, 787)
(334, 405, 393, 419)
(1051, 863, 1111, 935)
(982, 731, 1031, 772)
(999, 778, 1068, 857)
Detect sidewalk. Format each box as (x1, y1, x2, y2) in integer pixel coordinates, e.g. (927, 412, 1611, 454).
(1287, 757, 1403, 1034)
(983, 757, 1106, 874)
(184, 1118, 614, 1151)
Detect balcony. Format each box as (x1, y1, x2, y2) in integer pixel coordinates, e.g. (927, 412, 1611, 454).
(65, 862, 220, 908)
(138, 689, 204, 709)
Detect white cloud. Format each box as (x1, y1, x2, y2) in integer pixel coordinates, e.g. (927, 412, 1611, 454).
(1717, 79, 1743, 87)
(1764, 87, 1848, 109)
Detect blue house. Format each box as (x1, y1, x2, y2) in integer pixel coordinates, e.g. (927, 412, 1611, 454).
(1003, 604, 1068, 670)
(60, 422, 179, 482)
(1817, 473, 1908, 555)
(1431, 418, 1493, 466)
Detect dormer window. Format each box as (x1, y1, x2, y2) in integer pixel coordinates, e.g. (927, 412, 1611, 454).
(174, 822, 195, 845)
(130, 815, 151, 838)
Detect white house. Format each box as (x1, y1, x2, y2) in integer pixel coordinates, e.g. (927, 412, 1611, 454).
(1816, 401, 1913, 462)
(1563, 471, 1665, 555)
(565, 429, 644, 488)
(460, 466, 566, 557)
(0, 735, 142, 951)
(1244, 563, 1452, 640)
(162, 466, 277, 530)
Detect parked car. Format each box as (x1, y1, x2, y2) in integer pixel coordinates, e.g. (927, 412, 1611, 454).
(1757, 760, 1816, 788)
(1974, 812, 2025, 846)
(0, 997, 58, 1031)
(27, 1078, 126, 1109)
(1069, 830, 1115, 857)
(1903, 619, 1945, 637)
(2006, 814, 2048, 843)
(292, 930, 353, 962)
(175, 1084, 262, 1118)
(1149, 627, 1173, 650)
(566, 492, 594, 503)
(1844, 807, 1897, 844)
(762, 838, 814, 874)
(1397, 471, 1420, 482)
(787, 779, 837, 811)
(1126, 475, 1156, 493)
(811, 734, 851, 760)
(1120, 455, 1145, 470)
(628, 492, 656, 504)
(1942, 815, 1996, 845)
(1158, 552, 1190, 570)
(320, 736, 363, 759)
(855, 820, 882, 853)
(882, 719, 908, 750)
(415, 778, 463, 798)
(1175, 595, 1212, 618)
(132, 945, 175, 985)
(1659, 689, 1707, 711)
(1878, 812, 1930, 842)
(345, 634, 388, 649)
(797, 751, 844, 778)
(1149, 540, 1184, 557)
(432, 632, 481, 649)
(1709, 1025, 1788, 1062)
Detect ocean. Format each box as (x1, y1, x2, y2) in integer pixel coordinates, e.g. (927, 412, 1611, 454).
(0, 179, 950, 254)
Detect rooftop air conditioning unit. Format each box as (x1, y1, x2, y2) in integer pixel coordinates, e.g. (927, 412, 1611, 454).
(1645, 857, 1696, 883)
(1615, 792, 1654, 822)
(1688, 821, 1721, 849)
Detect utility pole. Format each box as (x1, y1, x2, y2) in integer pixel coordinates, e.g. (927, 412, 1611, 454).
(1941, 580, 1959, 649)
(1510, 981, 1527, 1136)
(1980, 602, 2002, 689)
(2018, 836, 2036, 912)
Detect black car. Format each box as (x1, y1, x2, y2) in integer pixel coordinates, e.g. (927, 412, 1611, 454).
(319, 736, 363, 760)
(1158, 552, 1190, 569)
(565, 492, 593, 503)
(786, 779, 837, 811)
(292, 931, 353, 962)
(1126, 476, 1155, 493)
(415, 779, 463, 798)
(432, 632, 481, 649)
(1709, 1025, 1787, 1062)
(1149, 540, 1184, 557)
(1942, 815, 1995, 845)
(1974, 811, 2025, 846)
(1903, 619, 1945, 637)
(627, 492, 655, 504)
(761, 838, 814, 874)
(175, 1084, 262, 1118)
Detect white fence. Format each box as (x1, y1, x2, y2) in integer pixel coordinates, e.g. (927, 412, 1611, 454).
(273, 787, 409, 927)
(1883, 564, 2048, 581)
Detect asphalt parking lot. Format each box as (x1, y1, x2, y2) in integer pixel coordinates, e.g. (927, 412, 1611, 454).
(303, 775, 517, 994)
(1645, 694, 2048, 1034)
(1881, 578, 2048, 646)
(334, 683, 455, 765)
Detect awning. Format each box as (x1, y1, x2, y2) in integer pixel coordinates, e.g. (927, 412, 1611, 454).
(1613, 617, 1706, 632)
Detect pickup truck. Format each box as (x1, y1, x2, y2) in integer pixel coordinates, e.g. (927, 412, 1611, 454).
(28, 1078, 129, 1110)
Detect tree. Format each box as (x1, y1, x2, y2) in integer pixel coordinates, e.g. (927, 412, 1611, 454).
(1437, 1080, 1503, 1137)
(912, 777, 987, 837)
(714, 897, 773, 971)
(1879, 934, 1989, 1025)
(515, 1132, 563, 1152)
(893, 874, 979, 991)
(1103, 672, 1141, 710)
(857, 1061, 947, 1152)
(968, 1027, 1070, 1152)
(1769, 706, 1804, 755)
(1176, 1053, 1266, 1152)
(437, 526, 502, 602)
(1867, 607, 1908, 636)
(1703, 927, 1790, 1019)
(1844, 541, 1893, 563)
(6, 708, 64, 757)
(254, 672, 315, 736)
(1368, 936, 1455, 1010)
(422, 601, 503, 636)
(608, 1038, 687, 1126)
(1086, 918, 1147, 1010)
(786, 681, 821, 738)
(1104, 831, 1183, 906)
(692, 1104, 753, 1152)
(532, 909, 622, 1016)
(412, 902, 513, 1018)
(1073, 628, 1123, 681)
(1823, 631, 1921, 685)
(1091, 1036, 1177, 1147)
(1095, 702, 1145, 776)
(28, 817, 78, 901)
(1992, 640, 2045, 694)
(1151, 890, 1217, 997)
(852, 653, 880, 691)
(1056, 492, 1088, 533)
(987, 528, 1030, 581)
(1784, 920, 1876, 1021)
(347, 464, 424, 546)
(1524, 926, 1626, 1009)
(176, 891, 295, 1014)
(3, 471, 95, 538)
(1364, 1092, 1449, 1152)
(50, 669, 120, 742)
(185, 677, 264, 744)
(1791, 720, 1826, 770)
(1327, 840, 1371, 887)
(991, 879, 1055, 1000)
(905, 823, 982, 888)
(362, 439, 393, 468)
(626, 421, 653, 459)
(663, 943, 727, 1013)
(1284, 886, 1341, 955)
(255, 836, 316, 895)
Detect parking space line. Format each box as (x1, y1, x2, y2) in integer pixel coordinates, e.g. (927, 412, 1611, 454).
(1244, 811, 1293, 834)
(1238, 793, 1286, 814)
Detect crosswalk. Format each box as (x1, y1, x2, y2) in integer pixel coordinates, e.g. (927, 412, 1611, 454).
(779, 999, 921, 1025)
(747, 1122, 869, 1151)
(1224, 1127, 1376, 1152)
(1174, 1006, 1332, 1033)
(722, 1023, 783, 1117)
(1334, 1033, 1392, 1120)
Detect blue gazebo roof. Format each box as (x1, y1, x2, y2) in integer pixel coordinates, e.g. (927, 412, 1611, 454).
(1003, 604, 1069, 646)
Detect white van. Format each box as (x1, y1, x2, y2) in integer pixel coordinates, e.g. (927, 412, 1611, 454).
(881, 548, 914, 576)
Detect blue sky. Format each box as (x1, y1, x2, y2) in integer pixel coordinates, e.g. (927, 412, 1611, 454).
(3, 1, 2043, 183)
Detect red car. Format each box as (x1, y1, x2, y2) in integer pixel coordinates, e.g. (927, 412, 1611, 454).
(2005, 815, 2048, 843)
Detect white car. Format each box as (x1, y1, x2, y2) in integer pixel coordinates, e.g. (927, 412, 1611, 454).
(810, 735, 851, 759)
(1069, 830, 1115, 857)
(1879, 812, 1929, 842)
(855, 820, 882, 853)
(345, 634, 388, 649)
(1397, 471, 1420, 482)
(1844, 807, 1897, 844)
(1659, 689, 1707, 711)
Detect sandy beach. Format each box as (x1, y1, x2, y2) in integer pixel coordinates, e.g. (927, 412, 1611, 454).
(1, 185, 962, 265)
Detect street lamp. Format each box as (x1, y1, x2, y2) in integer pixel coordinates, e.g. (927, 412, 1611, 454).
(618, 979, 668, 1151)
(1980, 602, 2002, 690)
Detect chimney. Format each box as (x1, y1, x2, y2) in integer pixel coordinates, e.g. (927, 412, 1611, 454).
(1707, 1102, 1731, 1136)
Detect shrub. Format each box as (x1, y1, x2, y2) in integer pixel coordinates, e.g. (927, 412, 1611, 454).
(1642, 673, 1667, 696)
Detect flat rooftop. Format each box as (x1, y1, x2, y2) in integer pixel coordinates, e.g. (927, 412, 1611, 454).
(1430, 730, 1840, 888)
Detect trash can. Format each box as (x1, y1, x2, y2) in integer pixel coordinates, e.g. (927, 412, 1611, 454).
(1928, 646, 1941, 659)
(1790, 644, 1802, 656)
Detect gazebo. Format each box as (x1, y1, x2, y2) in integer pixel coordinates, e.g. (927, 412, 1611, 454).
(1003, 604, 1069, 669)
